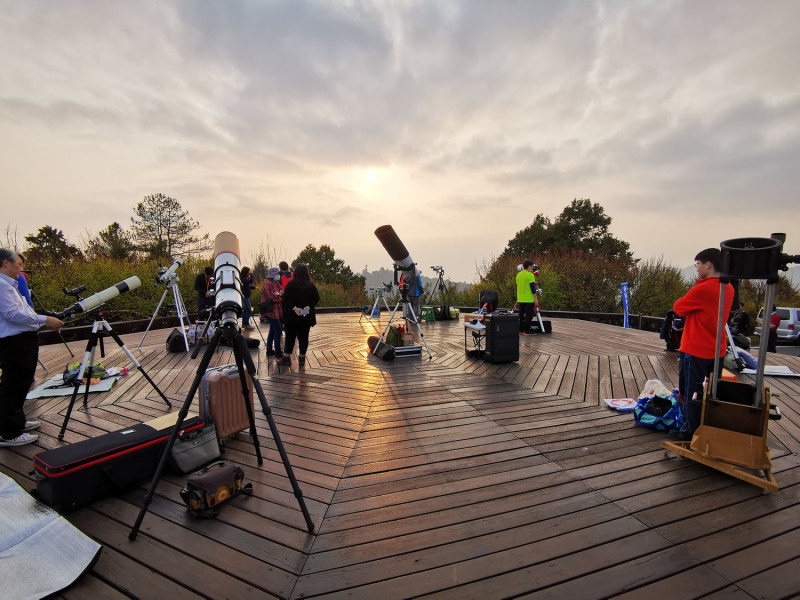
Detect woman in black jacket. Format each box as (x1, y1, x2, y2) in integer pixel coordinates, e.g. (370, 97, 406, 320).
(279, 263, 319, 367)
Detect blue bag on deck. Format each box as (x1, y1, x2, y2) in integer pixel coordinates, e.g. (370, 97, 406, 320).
(633, 383, 683, 432)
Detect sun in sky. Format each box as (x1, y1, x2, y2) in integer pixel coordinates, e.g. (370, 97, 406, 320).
(364, 169, 377, 184)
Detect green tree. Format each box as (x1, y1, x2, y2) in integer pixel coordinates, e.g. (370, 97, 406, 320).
(294, 244, 365, 288)
(129, 194, 211, 260)
(85, 222, 135, 261)
(23, 225, 83, 266)
(504, 199, 632, 260)
(628, 256, 689, 317)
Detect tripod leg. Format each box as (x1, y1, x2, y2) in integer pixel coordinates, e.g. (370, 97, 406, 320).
(104, 323, 172, 408)
(129, 328, 223, 540)
(404, 304, 433, 360)
(58, 324, 100, 440)
(231, 335, 263, 464)
(236, 334, 315, 533)
(138, 287, 170, 348)
(173, 284, 190, 351)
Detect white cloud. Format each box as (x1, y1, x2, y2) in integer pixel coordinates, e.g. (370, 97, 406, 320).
(1, 0, 799, 282)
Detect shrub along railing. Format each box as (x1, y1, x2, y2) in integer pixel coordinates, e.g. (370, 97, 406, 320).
(38, 306, 665, 345)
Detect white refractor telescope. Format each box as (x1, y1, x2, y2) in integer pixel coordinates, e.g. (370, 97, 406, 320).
(156, 258, 183, 284)
(213, 231, 243, 335)
(56, 276, 142, 318)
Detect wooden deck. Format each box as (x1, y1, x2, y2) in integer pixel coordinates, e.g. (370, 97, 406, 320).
(3, 314, 800, 599)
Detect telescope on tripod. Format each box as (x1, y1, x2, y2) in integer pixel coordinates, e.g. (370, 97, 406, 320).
(139, 258, 190, 350)
(373, 225, 432, 359)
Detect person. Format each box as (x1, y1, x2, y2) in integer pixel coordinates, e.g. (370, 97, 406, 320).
(240, 266, 256, 330)
(17, 271, 33, 308)
(260, 267, 284, 357)
(727, 302, 752, 350)
(193, 266, 214, 319)
(0, 249, 63, 447)
(767, 305, 781, 353)
(401, 267, 423, 322)
(279, 263, 319, 368)
(516, 260, 539, 335)
(278, 261, 293, 290)
(672, 248, 734, 440)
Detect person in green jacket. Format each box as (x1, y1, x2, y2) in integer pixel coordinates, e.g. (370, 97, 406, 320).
(516, 259, 539, 335)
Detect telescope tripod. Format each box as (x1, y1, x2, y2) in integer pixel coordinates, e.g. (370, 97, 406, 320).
(58, 311, 172, 440)
(130, 325, 315, 538)
(375, 291, 433, 360)
(139, 280, 190, 350)
(360, 287, 392, 327)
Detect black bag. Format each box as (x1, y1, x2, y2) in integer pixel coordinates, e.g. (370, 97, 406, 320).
(34, 416, 204, 510)
(179, 461, 252, 517)
(258, 300, 274, 313)
(169, 423, 221, 474)
(166, 328, 187, 352)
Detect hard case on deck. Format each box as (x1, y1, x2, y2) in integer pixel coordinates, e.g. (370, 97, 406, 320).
(33, 414, 203, 510)
(484, 312, 520, 363)
(199, 365, 254, 439)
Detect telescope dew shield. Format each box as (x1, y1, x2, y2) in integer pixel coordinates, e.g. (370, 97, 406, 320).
(58, 276, 142, 318)
(374, 225, 414, 270)
(213, 231, 243, 334)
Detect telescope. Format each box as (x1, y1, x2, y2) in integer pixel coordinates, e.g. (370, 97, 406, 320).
(53, 277, 141, 319)
(156, 258, 183, 284)
(431, 266, 443, 273)
(212, 231, 243, 336)
(375, 225, 415, 272)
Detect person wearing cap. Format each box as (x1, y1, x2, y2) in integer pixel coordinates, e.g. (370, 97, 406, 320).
(0, 249, 63, 447)
(260, 267, 284, 357)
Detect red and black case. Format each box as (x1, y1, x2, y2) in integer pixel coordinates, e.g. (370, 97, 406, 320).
(33, 415, 203, 510)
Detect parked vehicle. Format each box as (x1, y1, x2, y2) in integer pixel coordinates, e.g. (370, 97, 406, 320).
(755, 306, 800, 344)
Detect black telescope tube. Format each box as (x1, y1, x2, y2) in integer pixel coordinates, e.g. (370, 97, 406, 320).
(375, 225, 414, 270)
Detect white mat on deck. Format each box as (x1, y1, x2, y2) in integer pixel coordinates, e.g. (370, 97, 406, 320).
(742, 365, 799, 377)
(0, 472, 101, 600)
(26, 373, 121, 399)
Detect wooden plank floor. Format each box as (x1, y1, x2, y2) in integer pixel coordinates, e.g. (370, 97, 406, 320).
(3, 314, 800, 599)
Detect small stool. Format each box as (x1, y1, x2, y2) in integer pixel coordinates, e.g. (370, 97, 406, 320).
(420, 307, 435, 322)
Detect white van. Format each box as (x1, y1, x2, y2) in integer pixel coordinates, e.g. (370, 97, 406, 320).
(755, 307, 800, 343)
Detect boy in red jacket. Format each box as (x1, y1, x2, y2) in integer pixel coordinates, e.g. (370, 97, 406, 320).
(672, 248, 734, 439)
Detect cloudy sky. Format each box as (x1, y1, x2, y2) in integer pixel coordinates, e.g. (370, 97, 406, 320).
(2, 0, 799, 282)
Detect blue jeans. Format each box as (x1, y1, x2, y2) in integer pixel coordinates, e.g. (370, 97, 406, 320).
(242, 297, 252, 327)
(266, 317, 282, 353)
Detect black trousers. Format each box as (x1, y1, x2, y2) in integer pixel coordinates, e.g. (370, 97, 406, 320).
(0, 331, 39, 439)
(518, 302, 535, 332)
(284, 322, 312, 356)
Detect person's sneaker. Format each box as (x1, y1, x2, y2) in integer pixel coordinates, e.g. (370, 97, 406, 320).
(243, 325, 255, 331)
(278, 356, 292, 365)
(23, 420, 41, 432)
(266, 349, 276, 356)
(668, 430, 692, 442)
(0, 432, 39, 447)
(298, 355, 306, 367)
(275, 351, 284, 358)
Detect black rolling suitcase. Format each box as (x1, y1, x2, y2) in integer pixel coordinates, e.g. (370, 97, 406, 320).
(33, 414, 203, 510)
(484, 312, 520, 363)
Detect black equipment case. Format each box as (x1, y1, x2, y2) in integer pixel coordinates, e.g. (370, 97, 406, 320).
(485, 312, 520, 363)
(34, 413, 203, 510)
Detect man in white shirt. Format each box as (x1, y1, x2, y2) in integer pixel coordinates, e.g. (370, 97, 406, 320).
(0, 249, 63, 446)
